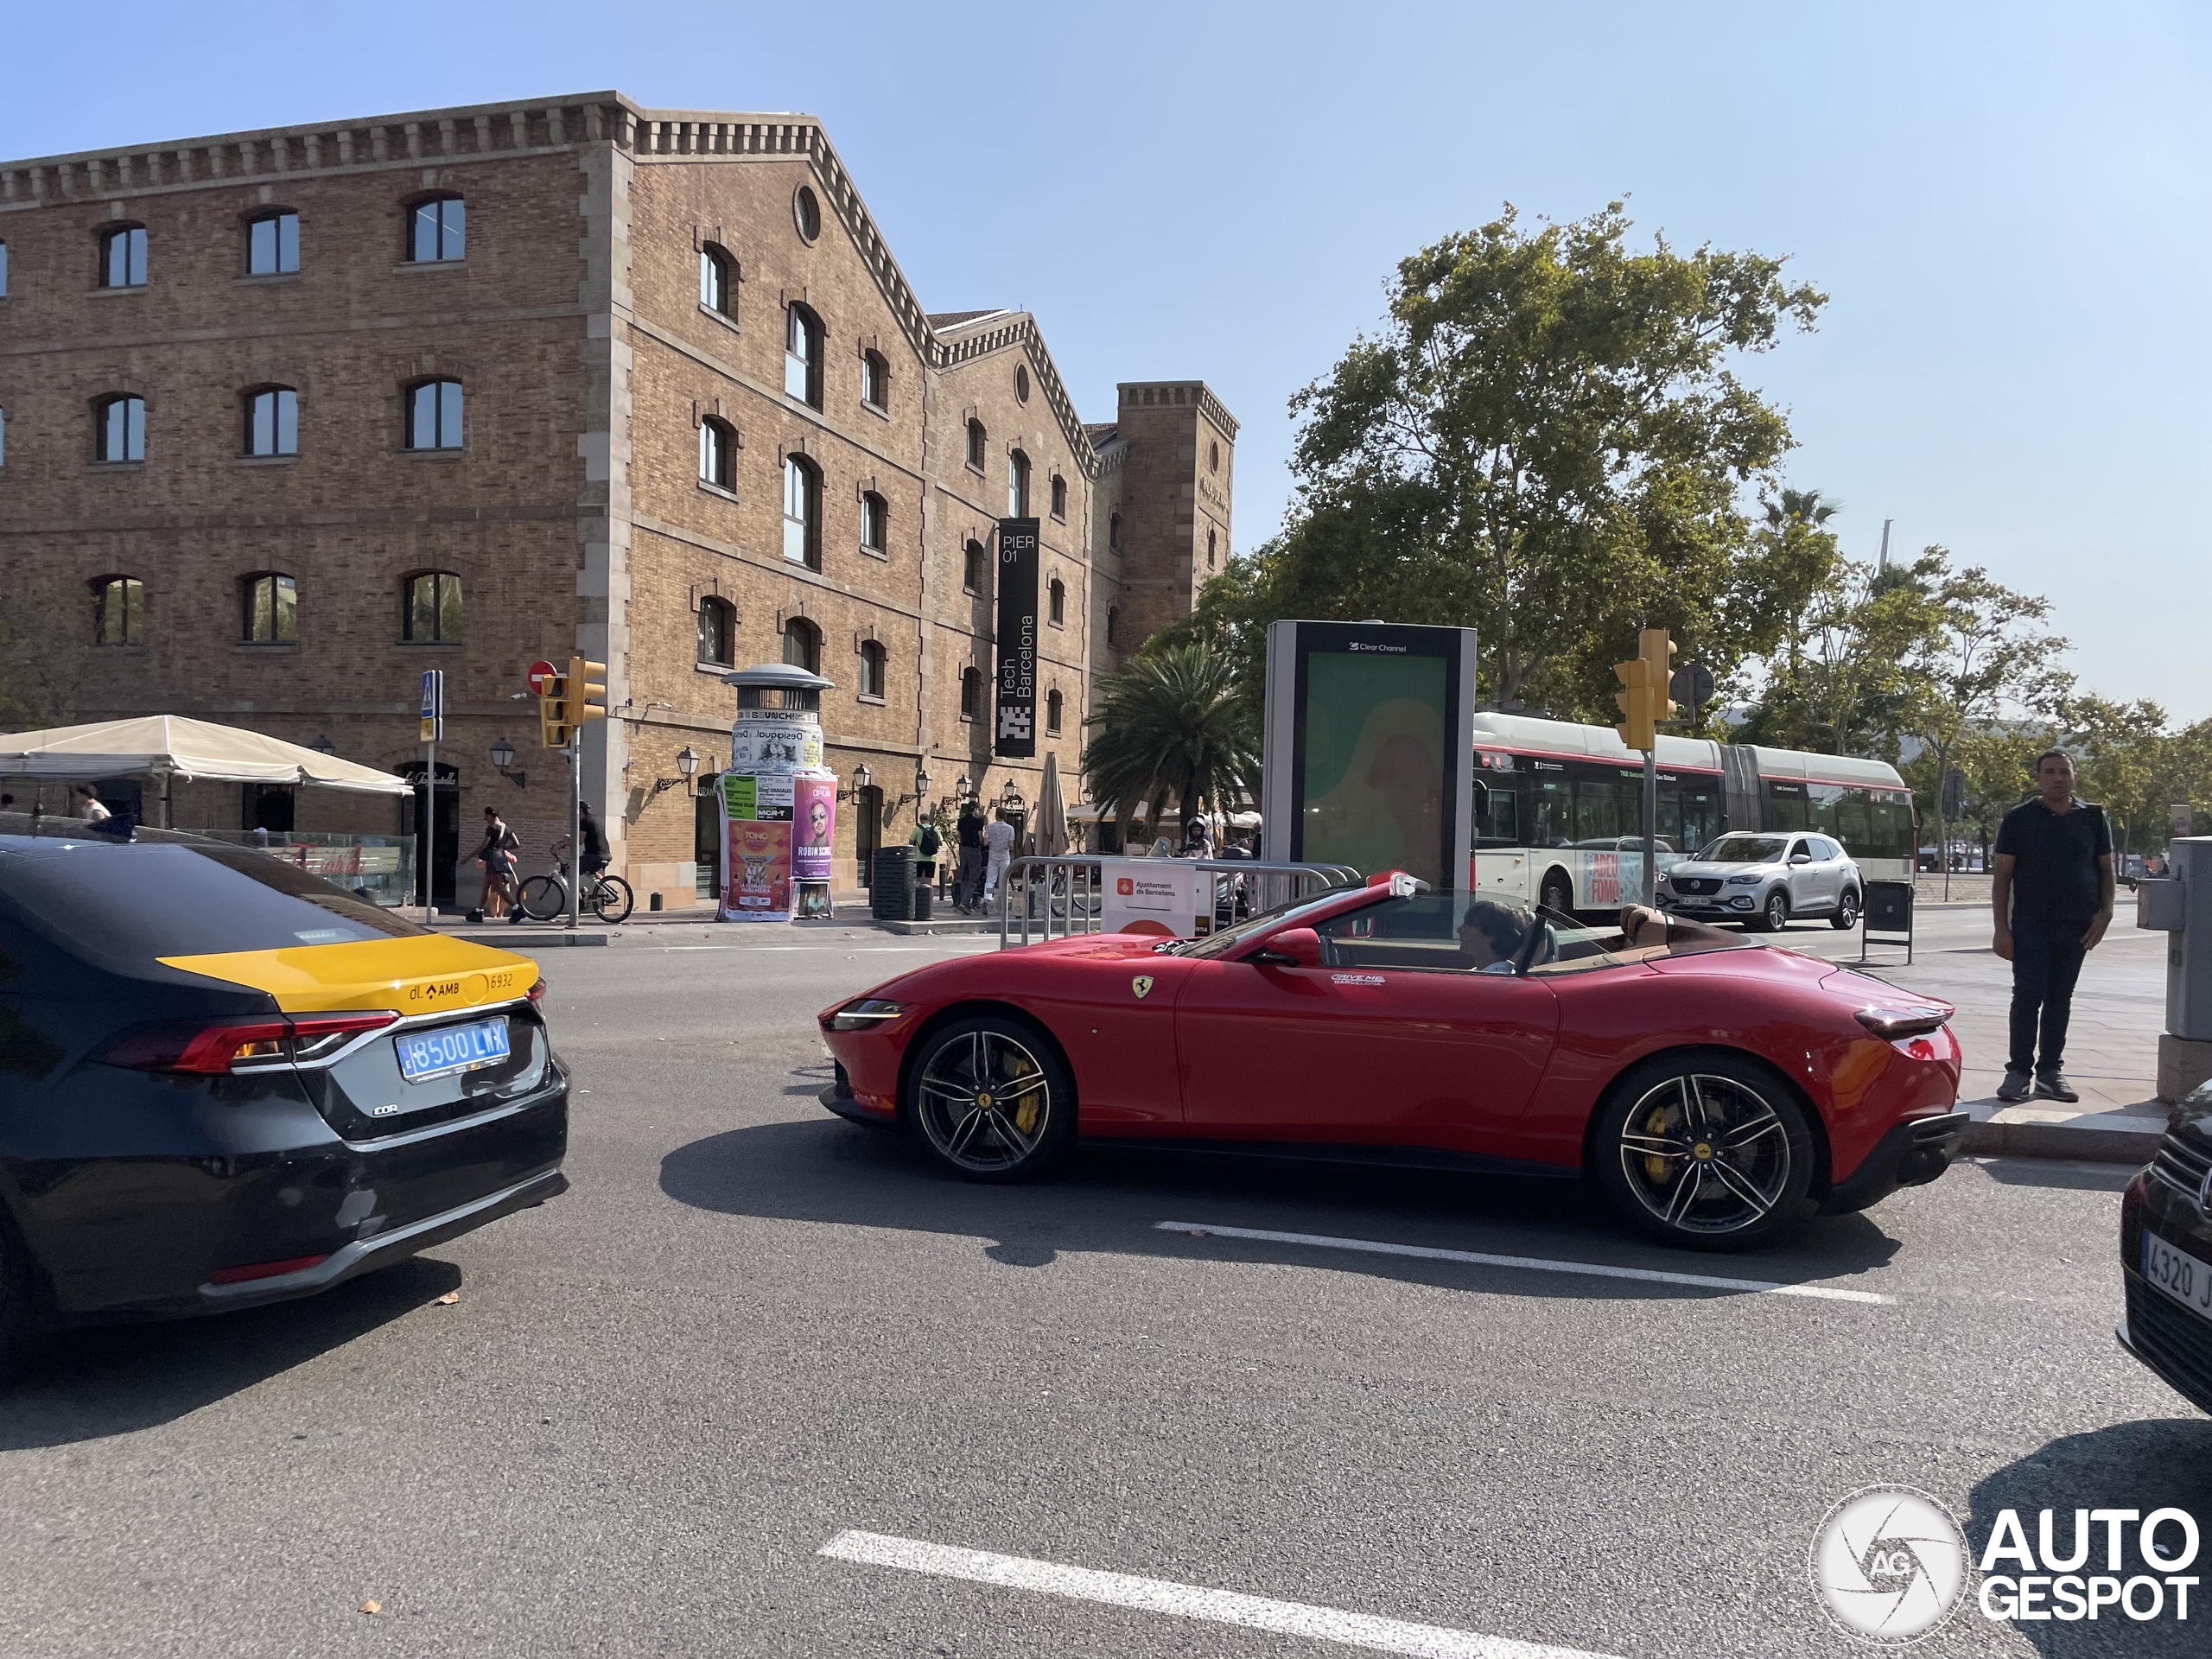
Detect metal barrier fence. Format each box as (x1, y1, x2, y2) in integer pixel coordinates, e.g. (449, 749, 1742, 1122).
(996, 855, 1362, 949)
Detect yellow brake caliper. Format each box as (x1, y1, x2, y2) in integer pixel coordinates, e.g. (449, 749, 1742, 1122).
(1012, 1057, 1041, 1135)
(1644, 1105, 1673, 1185)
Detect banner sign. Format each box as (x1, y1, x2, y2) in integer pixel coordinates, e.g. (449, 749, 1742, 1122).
(791, 777, 836, 882)
(1098, 860, 1211, 939)
(994, 518, 1040, 758)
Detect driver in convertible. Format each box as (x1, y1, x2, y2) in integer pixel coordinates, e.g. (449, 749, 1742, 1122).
(1459, 899, 1535, 969)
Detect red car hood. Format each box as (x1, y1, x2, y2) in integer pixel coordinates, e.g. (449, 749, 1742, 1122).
(818, 931, 1168, 1021)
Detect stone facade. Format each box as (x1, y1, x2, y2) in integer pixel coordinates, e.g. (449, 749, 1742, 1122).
(0, 95, 1235, 906)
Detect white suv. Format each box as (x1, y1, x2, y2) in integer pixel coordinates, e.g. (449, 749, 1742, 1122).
(1658, 832, 1861, 931)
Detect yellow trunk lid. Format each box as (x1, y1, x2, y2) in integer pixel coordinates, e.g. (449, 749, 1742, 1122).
(159, 935, 539, 1016)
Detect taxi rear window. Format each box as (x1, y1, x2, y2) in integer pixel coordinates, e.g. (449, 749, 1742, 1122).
(0, 839, 424, 965)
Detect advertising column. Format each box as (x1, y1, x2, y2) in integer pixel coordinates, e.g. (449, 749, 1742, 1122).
(717, 701, 832, 922)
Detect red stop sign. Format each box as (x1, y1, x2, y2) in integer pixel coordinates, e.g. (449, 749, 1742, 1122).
(526, 658, 559, 695)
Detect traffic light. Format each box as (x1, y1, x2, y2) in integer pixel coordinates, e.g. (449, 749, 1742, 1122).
(537, 668, 569, 750)
(1640, 629, 1679, 728)
(1614, 656, 1656, 752)
(563, 656, 608, 735)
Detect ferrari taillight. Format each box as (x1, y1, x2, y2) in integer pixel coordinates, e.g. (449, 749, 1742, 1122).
(1853, 1005, 1952, 1040)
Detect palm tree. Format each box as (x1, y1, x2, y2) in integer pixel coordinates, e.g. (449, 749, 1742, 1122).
(1764, 488, 1840, 531)
(1082, 643, 1260, 845)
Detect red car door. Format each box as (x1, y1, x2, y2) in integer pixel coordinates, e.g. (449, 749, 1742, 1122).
(1173, 895, 1560, 1157)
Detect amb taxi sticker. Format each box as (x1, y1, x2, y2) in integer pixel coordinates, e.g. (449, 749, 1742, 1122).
(159, 937, 535, 1014)
(1130, 976, 1154, 1000)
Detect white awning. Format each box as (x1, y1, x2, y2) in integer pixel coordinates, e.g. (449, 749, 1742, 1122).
(0, 716, 411, 795)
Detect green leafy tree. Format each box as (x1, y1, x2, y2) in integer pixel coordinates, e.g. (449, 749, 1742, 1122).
(1738, 550, 1951, 758)
(1080, 643, 1260, 845)
(1276, 201, 1825, 715)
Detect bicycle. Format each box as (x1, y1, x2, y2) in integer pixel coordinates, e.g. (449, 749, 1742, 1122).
(516, 839, 635, 925)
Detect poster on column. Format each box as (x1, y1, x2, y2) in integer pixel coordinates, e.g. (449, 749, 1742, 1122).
(791, 777, 836, 882)
(728, 818, 792, 918)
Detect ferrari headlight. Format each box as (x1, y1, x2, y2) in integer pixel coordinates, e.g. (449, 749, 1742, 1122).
(827, 998, 908, 1032)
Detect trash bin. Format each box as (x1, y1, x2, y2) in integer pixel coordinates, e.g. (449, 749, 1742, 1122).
(870, 846, 915, 920)
(1864, 880, 1913, 934)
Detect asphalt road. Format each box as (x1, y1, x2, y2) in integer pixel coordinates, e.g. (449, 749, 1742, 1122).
(1, 920, 2204, 1659)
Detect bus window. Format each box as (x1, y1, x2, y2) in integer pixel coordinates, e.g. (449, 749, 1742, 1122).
(1530, 775, 1571, 847)
(1678, 780, 1721, 854)
(1573, 768, 1639, 842)
(1472, 776, 1522, 849)
(1764, 779, 1811, 833)
(1866, 794, 1916, 862)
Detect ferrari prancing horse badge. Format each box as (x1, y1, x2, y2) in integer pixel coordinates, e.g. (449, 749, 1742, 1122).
(1130, 976, 1154, 1000)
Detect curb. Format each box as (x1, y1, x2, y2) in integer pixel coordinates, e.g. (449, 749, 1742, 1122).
(1959, 1112, 2165, 1166)
(448, 929, 615, 947)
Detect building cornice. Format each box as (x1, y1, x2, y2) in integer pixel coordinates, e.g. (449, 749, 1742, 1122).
(1118, 379, 1242, 441)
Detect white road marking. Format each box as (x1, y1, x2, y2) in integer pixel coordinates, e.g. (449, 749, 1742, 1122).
(1155, 1221, 1892, 1304)
(818, 1530, 1619, 1659)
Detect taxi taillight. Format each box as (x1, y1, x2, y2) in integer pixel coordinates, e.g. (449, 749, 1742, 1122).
(526, 977, 547, 1007)
(103, 1011, 397, 1074)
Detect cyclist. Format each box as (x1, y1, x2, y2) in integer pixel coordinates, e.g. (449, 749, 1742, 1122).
(577, 802, 611, 882)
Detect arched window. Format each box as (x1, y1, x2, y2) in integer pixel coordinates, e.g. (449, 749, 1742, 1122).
(963, 540, 985, 595)
(858, 639, 887, 701)
(1046, 689, 1064, 736)
(861, 350, 889, 410)
(1207, 526, 1217, 569)
(696, 596, 735, 666)
(1050, 474, 1067, 520)
(1109, 512, 1122, 552)
(1047, 576, 1065, 626)
(1007, 448, 1030, 518)
(248, 212, 299, 276)
(408, 195, 465, 263)
(785, 302, 823, 407)
(92, 575, 144, 646)
(860, 491, 888, 555)
(699, 244, 734, 316)
(783, 616, 821, 674)
(244, 386, 298, 456)
(243, 573, 297, 644)
(99, 225, 147, 289)
(699, 417, 734, 489)
(782, 454, 821, 568)
(403, 571, 462, 643)
(1106, 605, 1119, 647)
(94, 395, 145, 462)
(965, 418, 986, 470)
(406, 379, 463, 449)
(960, 665, 982, 721)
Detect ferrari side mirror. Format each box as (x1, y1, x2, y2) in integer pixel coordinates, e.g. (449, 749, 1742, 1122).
(1243, 925, 1322, 969)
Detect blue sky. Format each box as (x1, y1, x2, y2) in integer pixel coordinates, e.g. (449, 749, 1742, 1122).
(10, 2, 2206, 721)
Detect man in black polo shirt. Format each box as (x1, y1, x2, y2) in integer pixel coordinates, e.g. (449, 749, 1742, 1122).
(1992, 748, 2115, 1103)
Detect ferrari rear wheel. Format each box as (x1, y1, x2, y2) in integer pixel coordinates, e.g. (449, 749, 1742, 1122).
(907, 1017, 1074, 1182)
(1592, 1055, 1815, 1249)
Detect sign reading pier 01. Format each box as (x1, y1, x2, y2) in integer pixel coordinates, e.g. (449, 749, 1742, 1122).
(1809, 1484, 1969, 1645)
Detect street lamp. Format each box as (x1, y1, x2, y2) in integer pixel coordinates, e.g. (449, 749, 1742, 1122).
(1001, 778, 1025, 814)
(839, 761, 874, 804)
(650, 744, 702, 803)
(305, 734, 336, 755)
(489, 736, 525, 790)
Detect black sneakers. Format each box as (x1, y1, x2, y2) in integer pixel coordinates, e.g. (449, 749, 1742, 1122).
(2034, 1071, 2081, 1103)
(1996, 1069, 2033, 1103)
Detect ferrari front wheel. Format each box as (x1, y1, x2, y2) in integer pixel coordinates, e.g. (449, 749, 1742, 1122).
(906, 1017, 1074, 1182)
(1592, 1055, 1815, 1249)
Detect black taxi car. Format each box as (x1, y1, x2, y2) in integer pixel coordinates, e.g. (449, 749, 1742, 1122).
(2119, 1078, 2212, 1414)
(0, 826, 568, 1369)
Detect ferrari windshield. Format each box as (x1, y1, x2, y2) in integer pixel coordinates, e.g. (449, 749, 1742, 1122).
(1694, 835, 1789, 864)
(1170, 887, 1357, 959)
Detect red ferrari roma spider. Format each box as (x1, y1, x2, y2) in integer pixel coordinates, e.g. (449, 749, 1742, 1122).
(817, 882, 1968, 1249)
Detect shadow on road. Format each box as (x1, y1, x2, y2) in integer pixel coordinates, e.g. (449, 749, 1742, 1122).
(659, 1100, 1903, 1302)
(0, 1255, 462, 1447)
(1966, 1416, 2212, 1656)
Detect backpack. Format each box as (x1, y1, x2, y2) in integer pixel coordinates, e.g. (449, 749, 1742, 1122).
(918, 824, 942, 858)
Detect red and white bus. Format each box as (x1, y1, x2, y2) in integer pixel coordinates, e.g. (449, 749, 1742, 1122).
(1467, 712, 1916, 912)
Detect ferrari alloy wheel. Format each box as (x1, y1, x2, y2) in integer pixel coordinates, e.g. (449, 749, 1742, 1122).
(908, 1017, 1074, 1182)
(1593, 1056, 1815, 1249)
(1832, 887, 1860, 931)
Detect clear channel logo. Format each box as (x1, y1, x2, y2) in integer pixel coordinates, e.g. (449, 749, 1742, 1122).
(1809, 1485, 1969, 1645)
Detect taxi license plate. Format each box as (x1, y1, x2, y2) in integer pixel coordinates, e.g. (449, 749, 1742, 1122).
(395, 1017, 511, 1084)
(2141, 1228, 2212, 1325)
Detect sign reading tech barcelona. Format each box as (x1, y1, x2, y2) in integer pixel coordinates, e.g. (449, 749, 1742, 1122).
(1261, 620, 1478, 893)
(994, 518, 1041, 758)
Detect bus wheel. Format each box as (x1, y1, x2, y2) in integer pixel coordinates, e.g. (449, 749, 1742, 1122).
(1539, 870, 1573, 917)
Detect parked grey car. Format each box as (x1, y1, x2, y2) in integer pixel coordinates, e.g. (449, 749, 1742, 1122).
(1657, 832, 1861, 931)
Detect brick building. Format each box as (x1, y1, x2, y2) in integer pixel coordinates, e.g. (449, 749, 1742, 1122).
(0, 93, 1236, 906)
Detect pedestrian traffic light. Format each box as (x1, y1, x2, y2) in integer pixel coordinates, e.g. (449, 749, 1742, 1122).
(538, 668, 570, 750)
(563, 656, 607, 734)
(1614, 656, 1656, 753)
(1640, 628, 1679, 728)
